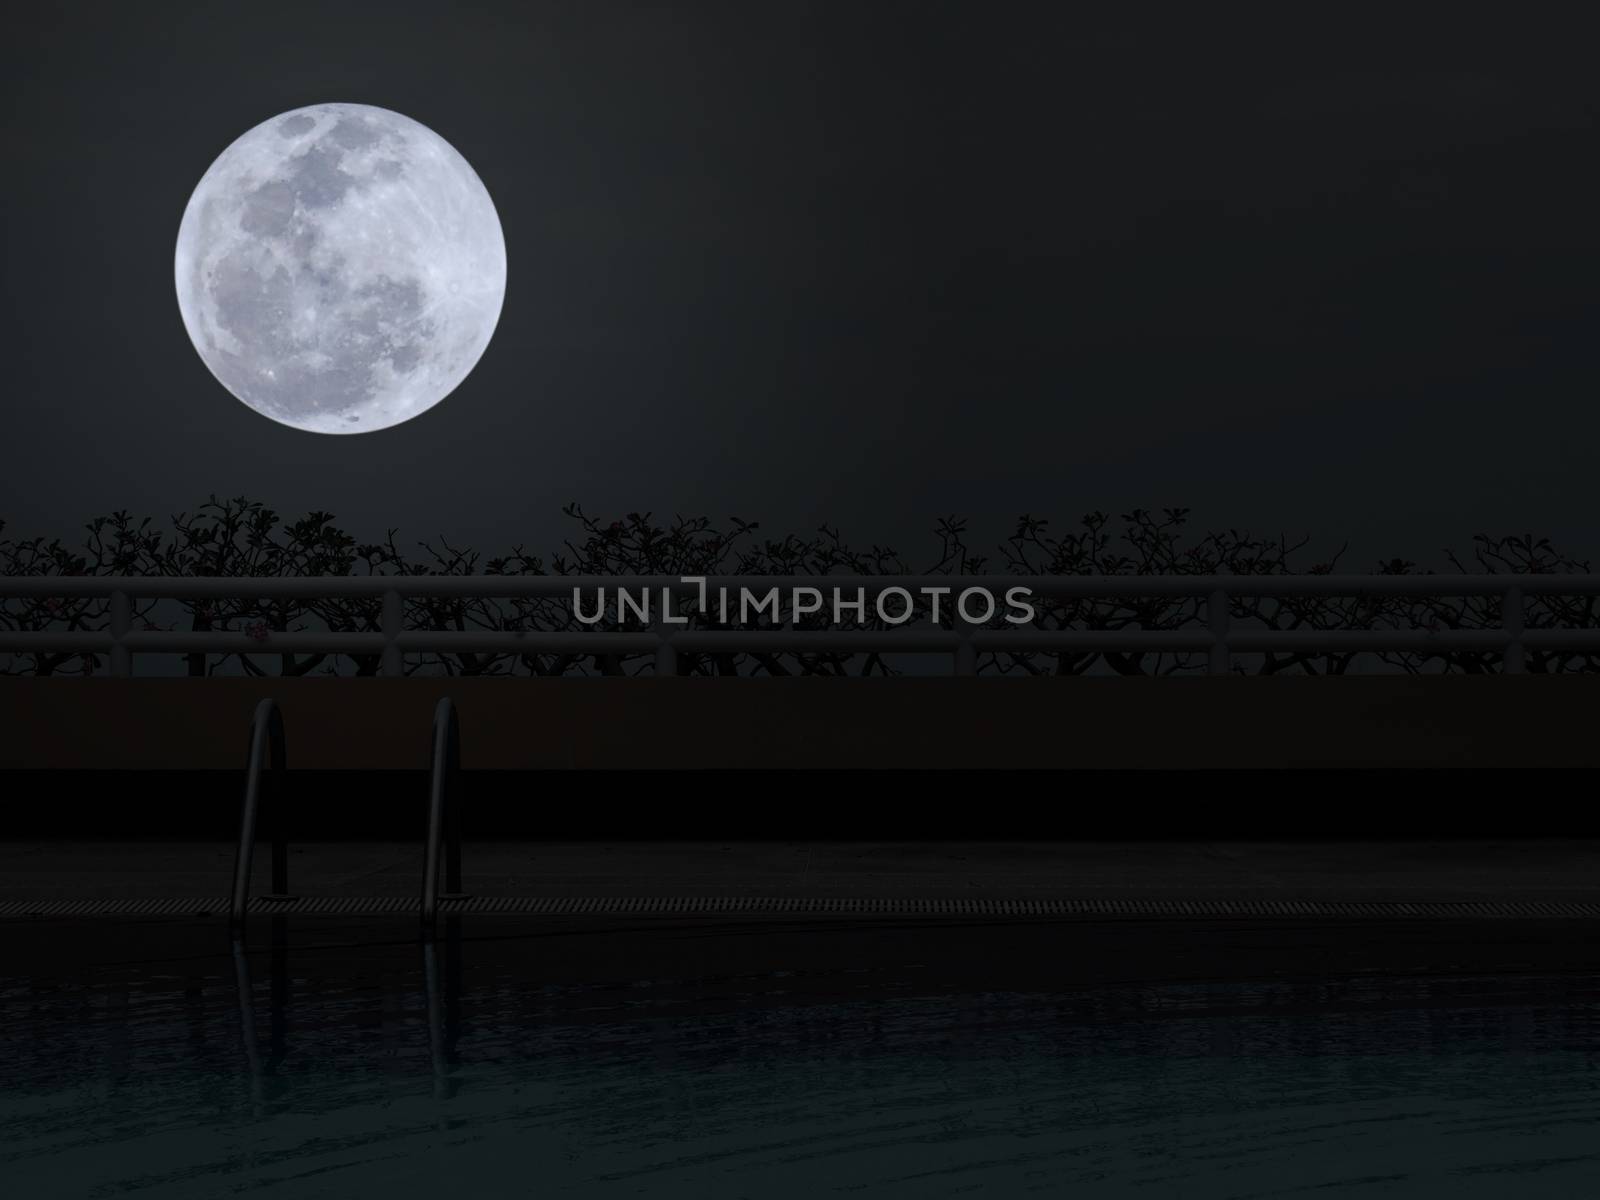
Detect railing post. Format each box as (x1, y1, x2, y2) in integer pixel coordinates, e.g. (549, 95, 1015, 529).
(954, 629, 977, 675)
(655, 586, 678, 676)
(952, 585, 978, 675)
(1502, 586, 1525, 674)
(1208, 589, 1230, 676)
(109, 589, 132, 677)
(382, 588, 403, 676)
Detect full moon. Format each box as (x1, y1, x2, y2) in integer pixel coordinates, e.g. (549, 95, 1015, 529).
(174, 103, 506, 434)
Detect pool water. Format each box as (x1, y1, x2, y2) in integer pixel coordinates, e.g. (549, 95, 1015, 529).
(1, 918, 1597, 1197)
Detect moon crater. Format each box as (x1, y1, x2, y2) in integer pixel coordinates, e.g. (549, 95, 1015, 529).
(175, 103, 506, 433)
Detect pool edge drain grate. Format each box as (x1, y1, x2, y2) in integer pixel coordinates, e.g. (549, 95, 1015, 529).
(2, 896, 1598, 920)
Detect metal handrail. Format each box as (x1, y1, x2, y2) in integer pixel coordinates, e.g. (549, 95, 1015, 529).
(4, 573, 1599, 677)
(230, 698, 289, 927)
(5, 573, 1600, 597)
(421, 697, 464, 926)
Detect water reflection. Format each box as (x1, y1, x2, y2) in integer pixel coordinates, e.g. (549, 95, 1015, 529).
(233, 918, 467, 1110)
(1, 920, 1598, 1197)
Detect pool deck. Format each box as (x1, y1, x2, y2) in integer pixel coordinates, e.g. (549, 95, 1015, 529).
(0, 839, 1595, 905)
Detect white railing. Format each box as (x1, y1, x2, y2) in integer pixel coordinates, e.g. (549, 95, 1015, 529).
(3, 574, 1600, 676)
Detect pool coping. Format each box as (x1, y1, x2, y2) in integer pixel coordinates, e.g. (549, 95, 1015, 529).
(7, 894, 1600, 920)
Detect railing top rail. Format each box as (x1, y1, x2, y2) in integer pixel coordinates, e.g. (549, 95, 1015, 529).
(2, 573, 1599, 599)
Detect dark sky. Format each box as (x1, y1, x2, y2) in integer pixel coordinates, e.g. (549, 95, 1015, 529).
(5, 2, 1598, 566)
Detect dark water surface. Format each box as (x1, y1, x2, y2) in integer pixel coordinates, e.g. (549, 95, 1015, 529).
(1, 918, 1597, 1197)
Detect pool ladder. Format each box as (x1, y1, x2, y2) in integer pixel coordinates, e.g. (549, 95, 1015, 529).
(229, 697, 465, 928)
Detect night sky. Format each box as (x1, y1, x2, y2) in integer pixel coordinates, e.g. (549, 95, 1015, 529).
(6, 2, 1598, 564)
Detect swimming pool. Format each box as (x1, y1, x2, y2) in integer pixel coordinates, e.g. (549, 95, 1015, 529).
(2, 917, 1597, 1197)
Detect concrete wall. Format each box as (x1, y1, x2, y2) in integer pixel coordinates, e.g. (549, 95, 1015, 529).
(1, 676, 1595, 770)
